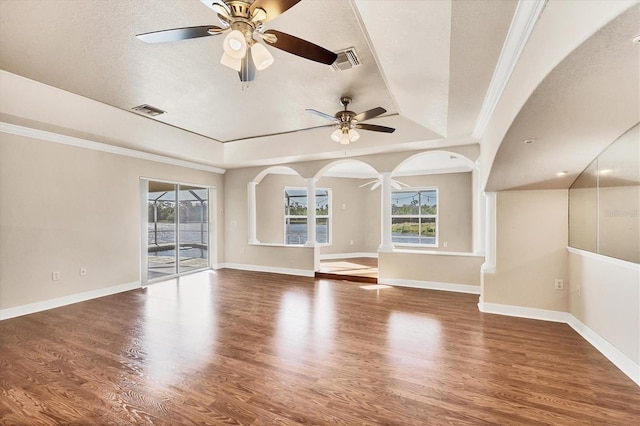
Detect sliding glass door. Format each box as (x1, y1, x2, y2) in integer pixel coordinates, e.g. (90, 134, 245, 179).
(146, 181, 210, 282)
(178, 186, 209, 274)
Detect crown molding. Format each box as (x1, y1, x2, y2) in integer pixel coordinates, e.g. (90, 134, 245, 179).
(472, 0, 547, 139)
(0, 121, 226, 174)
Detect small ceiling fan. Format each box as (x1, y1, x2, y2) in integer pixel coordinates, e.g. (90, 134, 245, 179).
(359, 178, 409, 191)
(136, 0, 338, 82)
(306, 96, 395, 144)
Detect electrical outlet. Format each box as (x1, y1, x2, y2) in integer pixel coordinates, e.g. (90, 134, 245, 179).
(80, 267, 87, 276)
(350, 239, 354, 245)
(554, 279, 564, 290)
(52, 271, 61, 281)
(577, 286, 582, 297)
(443, 241, 448, 248)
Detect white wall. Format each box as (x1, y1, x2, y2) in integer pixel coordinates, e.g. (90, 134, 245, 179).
(482, 189, 569, 312)
(0, 132, 224, 312)
(569, 250, 639, 366)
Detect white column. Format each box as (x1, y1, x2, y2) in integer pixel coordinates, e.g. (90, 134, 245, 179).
(378, 172, 394, 252)
(483, 192, 496, 272)
(247, 181, 259, 244)
(304, 177, 317, 247)
(472, 163, 485, 255)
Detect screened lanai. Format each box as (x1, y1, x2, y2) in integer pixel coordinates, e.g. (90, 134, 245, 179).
(147, 181, 209, 281)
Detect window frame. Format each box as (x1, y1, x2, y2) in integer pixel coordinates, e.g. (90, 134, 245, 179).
(391, 187, 439, 247)
(284, 187, 332, 246)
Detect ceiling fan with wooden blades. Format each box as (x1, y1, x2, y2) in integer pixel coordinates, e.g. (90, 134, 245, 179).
(306, 96, 395, 144)
(136, 0, 338, 82)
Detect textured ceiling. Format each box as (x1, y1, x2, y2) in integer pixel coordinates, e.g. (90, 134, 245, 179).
(3, 0, 634, 192)
(0, 0, 515, 150)
(486, 4, 640, 191)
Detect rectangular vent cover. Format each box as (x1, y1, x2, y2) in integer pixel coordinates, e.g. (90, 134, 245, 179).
(331, 47, 361, 71)
(132, 104, 166, 116)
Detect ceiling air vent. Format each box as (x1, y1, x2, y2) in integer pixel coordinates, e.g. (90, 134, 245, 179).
(331, 47, 361, 71)
(132, 104, 166, 117)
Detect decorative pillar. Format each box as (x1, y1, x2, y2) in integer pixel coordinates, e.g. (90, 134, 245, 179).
(247, 181, 259, 244)
(483, 192, 496, 272)
(305, 177, 317, 247)
(472, 163, 485, 255)
(378, 172, 394, 252)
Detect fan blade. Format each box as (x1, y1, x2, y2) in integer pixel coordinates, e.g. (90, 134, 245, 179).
(358, 180, 378, 188)
(250, 0, 301, 22)
(136, 26, 223, 43)
(353, 107, 386, 122)
(264, 30, 337, 65)
(355, 123, 396, 133)
(370, 181, 382, 191)
(306, 109, 338, 122)
(239, 48, 256, 82)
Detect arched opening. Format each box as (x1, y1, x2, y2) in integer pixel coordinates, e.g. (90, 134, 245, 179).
(250, 166, 307, 245)
(312, 159, 381, 282)
(391, 150, 477, 252)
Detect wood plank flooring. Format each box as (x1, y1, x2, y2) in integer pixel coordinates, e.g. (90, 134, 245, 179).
(1, 269, 638, 425)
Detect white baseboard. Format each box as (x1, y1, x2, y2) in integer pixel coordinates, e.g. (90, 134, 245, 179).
(566, 314, 640, 386)
(0, 281, 141, 320)
(379, 277, 480, 294)
(477, 301, 568, 323)
(221, 263, 315, 277)
(319, 252, 378, 260)
(477, 301, 639, 386)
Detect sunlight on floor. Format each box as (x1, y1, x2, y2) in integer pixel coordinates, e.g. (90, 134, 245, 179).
(359, 284, 392, 290)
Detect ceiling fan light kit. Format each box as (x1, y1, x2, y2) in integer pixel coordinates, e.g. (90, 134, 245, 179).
(308, 96, 395, 145)
(331, 128, 360, 145)
(250, 42, 274, 70)
(136, 0, 337, 82)
(223, 29, 247, 59)
(220, 51, 242, 71)
(135, 1, 391, 144)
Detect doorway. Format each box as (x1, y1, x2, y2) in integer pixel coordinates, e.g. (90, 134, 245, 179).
(143, 180, 211, 283)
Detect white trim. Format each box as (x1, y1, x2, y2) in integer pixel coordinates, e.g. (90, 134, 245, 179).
(249, 242, 305, 248)
(0, 122, 226, 174)
(567, 247, 640, 270)
(567, 314, 640, 386)
(481, 263, 496, 274)
(389, 249, 484, 258)
(378, 278, 480, 294)
(472, 0, 546, 139)
(139, 176, 217, 189)
(0, 281, 140, 320)
(140, 179, 148, 284)
(478, 301, 568, 323)
(477, 301, 640, 386)
(320, 252, 378, 260)
(221, 263, 315, 277)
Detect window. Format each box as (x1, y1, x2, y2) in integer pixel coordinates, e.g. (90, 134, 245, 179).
(391, 188, 438, 246)
(284, 188, 331, 245)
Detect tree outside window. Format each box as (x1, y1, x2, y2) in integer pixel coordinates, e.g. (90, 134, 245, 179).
(391, 189, 438, 246)
(284, 188, 331, 245)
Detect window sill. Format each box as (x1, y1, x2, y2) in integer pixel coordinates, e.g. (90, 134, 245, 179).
(389, 248, 485, 257)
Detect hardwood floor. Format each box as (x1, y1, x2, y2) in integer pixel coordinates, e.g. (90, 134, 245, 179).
(1, 269, 638, 425)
